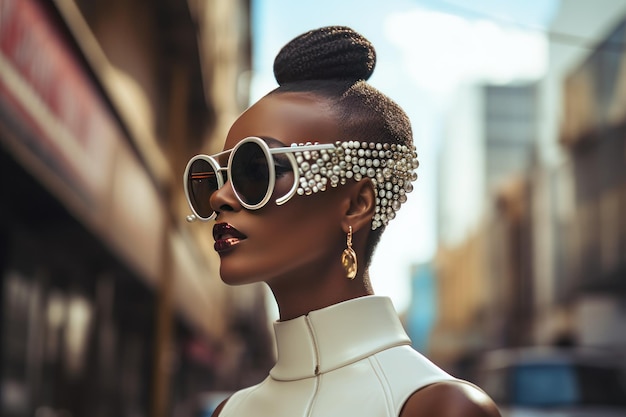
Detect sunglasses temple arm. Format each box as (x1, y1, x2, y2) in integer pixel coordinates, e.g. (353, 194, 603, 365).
(273, 144, 334, 205)
(268, 143, 336, 154)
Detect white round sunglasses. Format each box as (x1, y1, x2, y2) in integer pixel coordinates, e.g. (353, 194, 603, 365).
(184, 136, 334, 221)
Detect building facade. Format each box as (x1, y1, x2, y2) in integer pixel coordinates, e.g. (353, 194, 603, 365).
(431, 0, 626, 378)
(0, 1, 273, 416)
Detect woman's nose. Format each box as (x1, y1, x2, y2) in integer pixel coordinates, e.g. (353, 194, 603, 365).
(210, 177, 242, 217)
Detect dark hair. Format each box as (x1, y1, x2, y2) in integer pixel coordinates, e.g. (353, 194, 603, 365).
(271, 26, 414, 268)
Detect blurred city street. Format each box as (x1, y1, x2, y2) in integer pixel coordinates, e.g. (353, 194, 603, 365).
(0, 0, 625, 416)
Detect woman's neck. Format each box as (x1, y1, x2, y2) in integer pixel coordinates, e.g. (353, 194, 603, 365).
(269, 269, 373, 321)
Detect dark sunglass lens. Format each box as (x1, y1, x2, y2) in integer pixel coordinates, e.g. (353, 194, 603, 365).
(231, 142, 270, 205)
(188, 159, 218, 218)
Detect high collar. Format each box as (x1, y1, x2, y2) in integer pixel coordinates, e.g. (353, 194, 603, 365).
(270, 295, 411, 381)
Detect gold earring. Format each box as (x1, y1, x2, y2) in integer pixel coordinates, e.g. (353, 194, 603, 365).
(341, 226, 358, 280)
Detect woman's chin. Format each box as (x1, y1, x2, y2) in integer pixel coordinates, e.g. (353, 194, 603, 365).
(220, 276, 254, 286)
(218, 263, 261, 286)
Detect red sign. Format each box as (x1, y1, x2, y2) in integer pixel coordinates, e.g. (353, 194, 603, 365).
(0, 0, 119, 209)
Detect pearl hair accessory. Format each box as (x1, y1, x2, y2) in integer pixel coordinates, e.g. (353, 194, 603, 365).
(293, 140, 419, 230)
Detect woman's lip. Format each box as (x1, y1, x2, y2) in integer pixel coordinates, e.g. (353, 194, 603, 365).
(214, 237, 242, 253)
(213, 223, 247, 253)
(213, 222, 247, 240)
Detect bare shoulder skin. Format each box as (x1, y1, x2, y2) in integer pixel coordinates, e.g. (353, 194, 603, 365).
(400, 380, 501, 417)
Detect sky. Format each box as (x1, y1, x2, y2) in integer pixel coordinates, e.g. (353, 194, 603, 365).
(250, 0, 559, 314)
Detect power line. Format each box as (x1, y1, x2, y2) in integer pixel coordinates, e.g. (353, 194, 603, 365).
(422, 0, 626, 52)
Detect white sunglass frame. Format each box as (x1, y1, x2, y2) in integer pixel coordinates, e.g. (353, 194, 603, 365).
(184, 136, 335, 221)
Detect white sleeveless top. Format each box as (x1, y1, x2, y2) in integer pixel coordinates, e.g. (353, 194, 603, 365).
(219, 296, 455, 417)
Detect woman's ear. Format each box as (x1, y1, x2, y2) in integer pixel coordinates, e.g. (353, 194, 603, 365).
(342, 179, 376, 233)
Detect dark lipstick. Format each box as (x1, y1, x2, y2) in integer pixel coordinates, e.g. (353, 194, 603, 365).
(213, 223, 247, 253)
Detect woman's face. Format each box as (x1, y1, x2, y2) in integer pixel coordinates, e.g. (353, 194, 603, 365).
(210, 92, 350, 287)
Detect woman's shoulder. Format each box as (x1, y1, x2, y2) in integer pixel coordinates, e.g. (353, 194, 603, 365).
(400, 379, 501, 417)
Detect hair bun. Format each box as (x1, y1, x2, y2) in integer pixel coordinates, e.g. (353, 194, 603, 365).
(273, 26, 376, 85)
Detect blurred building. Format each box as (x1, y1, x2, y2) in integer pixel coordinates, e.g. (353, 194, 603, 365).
(485, 84, 538, 350)
(0, 1, 273, 416)
(432, 82, 538, 370)
(530, 0, 626, 351)
(431, 0, 626, 377)
(553, 11, 626, 348)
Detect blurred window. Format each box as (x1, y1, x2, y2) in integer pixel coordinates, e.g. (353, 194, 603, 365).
(510, 363, 626, 408)
(512, 364, 577, 407)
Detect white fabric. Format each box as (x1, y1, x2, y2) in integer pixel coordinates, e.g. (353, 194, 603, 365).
(219, 295, 455, 417)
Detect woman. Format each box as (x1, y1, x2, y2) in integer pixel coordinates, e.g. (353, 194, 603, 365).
(184, 26, 500, 417)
